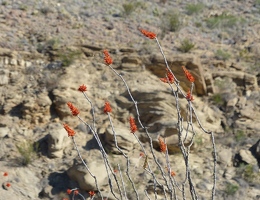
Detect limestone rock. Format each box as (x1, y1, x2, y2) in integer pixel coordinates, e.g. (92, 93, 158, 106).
(104, 124, 138, 154)
(0, 69, 9, 85)
(218, 147, 233, 166)
(146, 53, 206, 95)
(48, 123, 70, 158)
(238, 149, 258, 165)
(67, 160, 108, 191)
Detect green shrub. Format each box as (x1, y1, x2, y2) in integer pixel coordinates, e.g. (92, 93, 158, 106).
(161, 11, 181, 33)
(179, 38, 195, 53)
(16, 141, 38, 166)
(211, 93, 224, 106)
(58, 50, 82, 67)
(215, 49, 231, 61)
(225, 183, 239, 195)
(122, 2, 141, 16)
(235, 130, 245, 142)
(206, 13, 243, 29)
(186, 3, 204, 15)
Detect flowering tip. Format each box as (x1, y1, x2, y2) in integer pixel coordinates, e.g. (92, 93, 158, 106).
(158, 136, 167, 153)
(182, 66, 195, 83)
(67, 102, 80, 116)
(89, 191, 95, 197)
(186, 90, 194, 101)
(129, 116, 137, 133)
(67, 189, 72, 195)
(160, 68, 174, 84)
(88, 191, 95, 197)
(103, 49, 113, 65)
(78, 84, 87, 92)
(171, 171, 176, 177)
(139, 28, 156, 39)
(63, 124, 76, 137)
(104, 101, 112, 113)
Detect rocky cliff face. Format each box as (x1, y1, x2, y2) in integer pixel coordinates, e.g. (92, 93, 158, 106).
(0, 0, 260, 199)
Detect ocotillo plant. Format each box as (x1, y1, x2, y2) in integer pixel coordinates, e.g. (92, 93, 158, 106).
(64, 28, 217, 200)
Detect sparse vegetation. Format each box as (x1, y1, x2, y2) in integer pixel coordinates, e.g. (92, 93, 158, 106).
(211, 93, 225, 106)
(178, 38, 195, 53)
(235, 130, 246, 142)
(161, 11, 182, 34)
(215, 49, 231, 61)
(206, 13, 244, 29)
(122, 2, 141, 16)
(16, 141, 38, 166)
(185, 3, 205, 15)
(58, 49, 82, 67)
(225, 183, 239, 196)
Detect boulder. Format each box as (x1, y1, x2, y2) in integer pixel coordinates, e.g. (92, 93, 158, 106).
(48, 123, 70, 158)
(67, 159, 108, 191)
(104, 124, 138, 154)
(146, 53, 206, 95)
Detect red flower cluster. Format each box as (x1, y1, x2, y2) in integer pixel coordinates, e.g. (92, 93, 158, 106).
(67, 189, 72, 195)
(129, 116, 137, 133)
(6, 183, 11, 187)
(171, 171, 176, 177)
(103, 49, 113, 65)
(186, 90, 194, 101)
(139, 152, 145, 157)
(63, 124, 76, 137)
(139, 28, 156, 39)
(89, 191, 95, 197)
(158, 136, 167, 153)
(78, 84, 87, 92)
(160, 68, 175, 84)
(67, 102, 80, 116)
(182, 66, 195, 83)
(104, 101, 112, 113)
(3, 172, 8, 176)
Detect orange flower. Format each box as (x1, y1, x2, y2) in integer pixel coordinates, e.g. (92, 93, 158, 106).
(3, 172, 8, 176)
(6, 183, 11, 187)
(158, 136, 167, 153)
(104, 101, 112, 113)
(182, 66, 195, 83)
(103, 49, 113, 65)
(186, 90, 194, 101)
(63, 124, 76, 137)
(160, 68, 174, 84)
(78, 84, 87, 92)
(171, 171, 176, 177)
(139, 152, 145, 157)
(89, 191, 95, 197)
(129, 116, 137, 133)
(139, 28, 156, 39)
(74, 190, 79, 195)
(67, 102, 80, 116)
(67, 189, 72, 195)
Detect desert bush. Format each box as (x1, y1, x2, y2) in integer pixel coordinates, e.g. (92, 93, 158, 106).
(211, 93, 225, 106)
(225, 182, 239, 196)
(185, 3, 204, 15)
(215, 49, 231, 61)
(161, 11, 182, 33)
(64, 29, 217, 200)
(206, 13, 244, 29)
(178, 38, 195, 53)
(58, 49, 82, 67)
(122, 2, 142, 16)
(16, 141, 38, 166)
